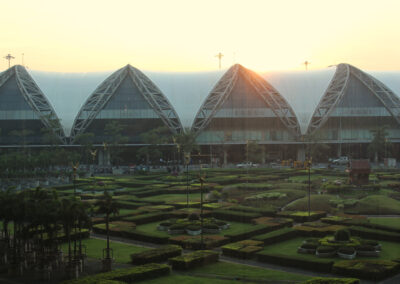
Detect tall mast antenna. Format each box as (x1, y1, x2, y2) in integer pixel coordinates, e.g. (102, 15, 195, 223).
(215, 52, 224, 69)
(22, 53, 24, 66)
(4, 54, 15, 68)
(303, 60, 310, 71)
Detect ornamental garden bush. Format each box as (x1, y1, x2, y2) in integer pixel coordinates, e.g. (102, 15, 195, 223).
(222, 239, 264, 259)
(157, 217, 229, 235)
(169, 250, 219, 270)
(130, 245, 182, 265)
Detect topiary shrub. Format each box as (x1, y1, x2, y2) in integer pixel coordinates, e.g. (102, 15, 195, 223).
(188, 213, 200, 221)
(338, 246, 355, 254)
(335, 229, 351, 241)
(317, 246, 336, 253)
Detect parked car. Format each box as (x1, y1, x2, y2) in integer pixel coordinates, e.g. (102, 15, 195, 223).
(331, 156, 349, 165)
(236, 162, 259, 168)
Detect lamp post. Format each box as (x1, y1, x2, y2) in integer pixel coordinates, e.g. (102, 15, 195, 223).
(184, 152, 191, 208)
(199, 170, 205, 250)
(72, 162, 79, 196)
(307, 157, 312, 217)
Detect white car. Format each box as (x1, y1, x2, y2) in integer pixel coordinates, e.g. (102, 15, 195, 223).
(332, 156, 349, 165)
(236, 162, 259, 168)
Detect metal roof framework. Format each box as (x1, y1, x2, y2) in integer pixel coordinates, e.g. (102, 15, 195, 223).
(191, 64, 301, 137)
(306, 63, 400, 135)
(0, 65, 66, 144)
(70, 65, 182, 143)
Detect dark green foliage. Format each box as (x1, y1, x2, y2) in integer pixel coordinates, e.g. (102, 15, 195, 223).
(338, 246, 355, 254)
(333, 260, 400, 281)
(335, 229, 351, 241)
(212, 209, 261, 223)
(122, 212, 168, 225)
(301, 243, 318, 250)
(226, 205, 276, 216)
(316, 246, 336, 253)
(62, 263, 170, 283)
(256, 251, 334, 272)
(224, 224, 282, 242)
(252, 227, 298, 245)
(169, 250, 219, 270)
(222, 240, 264, 259)
(301, 278, 360, 284)
(131, 245, 182, 265)
(349, 226, 400, 242)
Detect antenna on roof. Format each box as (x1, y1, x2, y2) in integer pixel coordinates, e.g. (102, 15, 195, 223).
(215, 52, 224, 69)
(4, 54, 15, 68)
(303, 61, 310, 71)
(22, 53, 24, 66)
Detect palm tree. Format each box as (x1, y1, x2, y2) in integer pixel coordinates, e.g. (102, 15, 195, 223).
(173, 129, 199, 207)
(59, 197, 79, 264)
(95, 191, 119, 263)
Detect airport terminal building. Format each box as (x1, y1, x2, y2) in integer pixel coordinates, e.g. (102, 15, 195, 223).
(0, 63, 399, 165)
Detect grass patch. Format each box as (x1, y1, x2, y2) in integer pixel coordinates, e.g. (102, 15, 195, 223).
(60, 238, 147, 263)
(285, 194, 336, 212)
(141, 193, 202, 203)
(349, 195, 400, 214)
(368, 217, 400, 230)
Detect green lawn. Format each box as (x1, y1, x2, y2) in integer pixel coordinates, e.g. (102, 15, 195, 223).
(368, 217, 400, 230)
(261, 237, 400, 261)
(351, 195, 400, 214)
(145, 261, 311, 283)
(135, 221, 256, 238)
(285, 194, 336, 212)
(61, 238, 147, 263)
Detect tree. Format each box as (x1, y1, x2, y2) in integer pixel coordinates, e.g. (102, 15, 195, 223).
(75, 132, 95, 165)
(368, 126, 392, 162)
(304, 134, 331, 162)
(137, 126, 171, 165)
(104, 120, 128, 165)
(95, 191, 119, 264)
(246, 140, 261, 163)
(173, 129, 199, 159)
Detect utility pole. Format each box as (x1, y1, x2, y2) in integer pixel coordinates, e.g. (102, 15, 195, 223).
(215, 52, 224, 69)
(4, 54, 15, 68)
(303, 61, 310, 71)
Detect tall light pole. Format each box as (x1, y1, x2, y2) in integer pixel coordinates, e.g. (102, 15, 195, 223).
(215, 52, 224, 69)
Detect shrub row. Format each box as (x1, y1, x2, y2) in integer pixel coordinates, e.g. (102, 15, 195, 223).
(131, 245, 182, 265)
(212, 209, 261, 223)
(332, 259, 400, 281)
(301, 277, 360, 284)
(122, 212, 169, 225)
(169, 250, 219, 270)
(116, 200, 146, 209)
(92, 225, 169, 244)
(226, 205, 276, 217)
(349, 226, 400, 242)
(277, 211, 326, 222)
(169, 235, 229, 250)
(256, 251, 334, 272)
(62, 263, 170, 283)
(225, 224, 283, 242)
(222, 240, 264, 259)
(252, 227, 299, 244)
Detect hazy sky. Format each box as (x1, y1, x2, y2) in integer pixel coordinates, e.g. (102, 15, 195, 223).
(1, 0, 400, 72)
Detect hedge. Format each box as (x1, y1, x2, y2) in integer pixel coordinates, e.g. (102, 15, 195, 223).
(301, 278, 360, 284)
(116, 200, 145, 209)
(122, 212, 169, 225)
(349, 226, 400, 242)
(62, 263, 170, 283)
(224, 224, 283, 242)
(131, 245, 182, 265)
(226, 205, 276, 217)
(252, 227, 299, 244)
(212, 209, 261, 223)
(222, 240, 264, 259)
(92, 225, 169, 244)
(333, 260, 400, 281)
(169, 235, 229, 250)
(169, 250, 219, 270)
(277, 211, 326, 222)
(256, 252, 334, 272)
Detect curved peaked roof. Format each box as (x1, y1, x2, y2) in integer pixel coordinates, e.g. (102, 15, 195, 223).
(70, 64, 182, 142)
(307, 63, 400, 135)
(30, 69, 112, 135)
(143, 70, 224, 128)
(263, 68, 336, 134)
(0, 65, 66, 144)
(191, 64, 301, 137)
